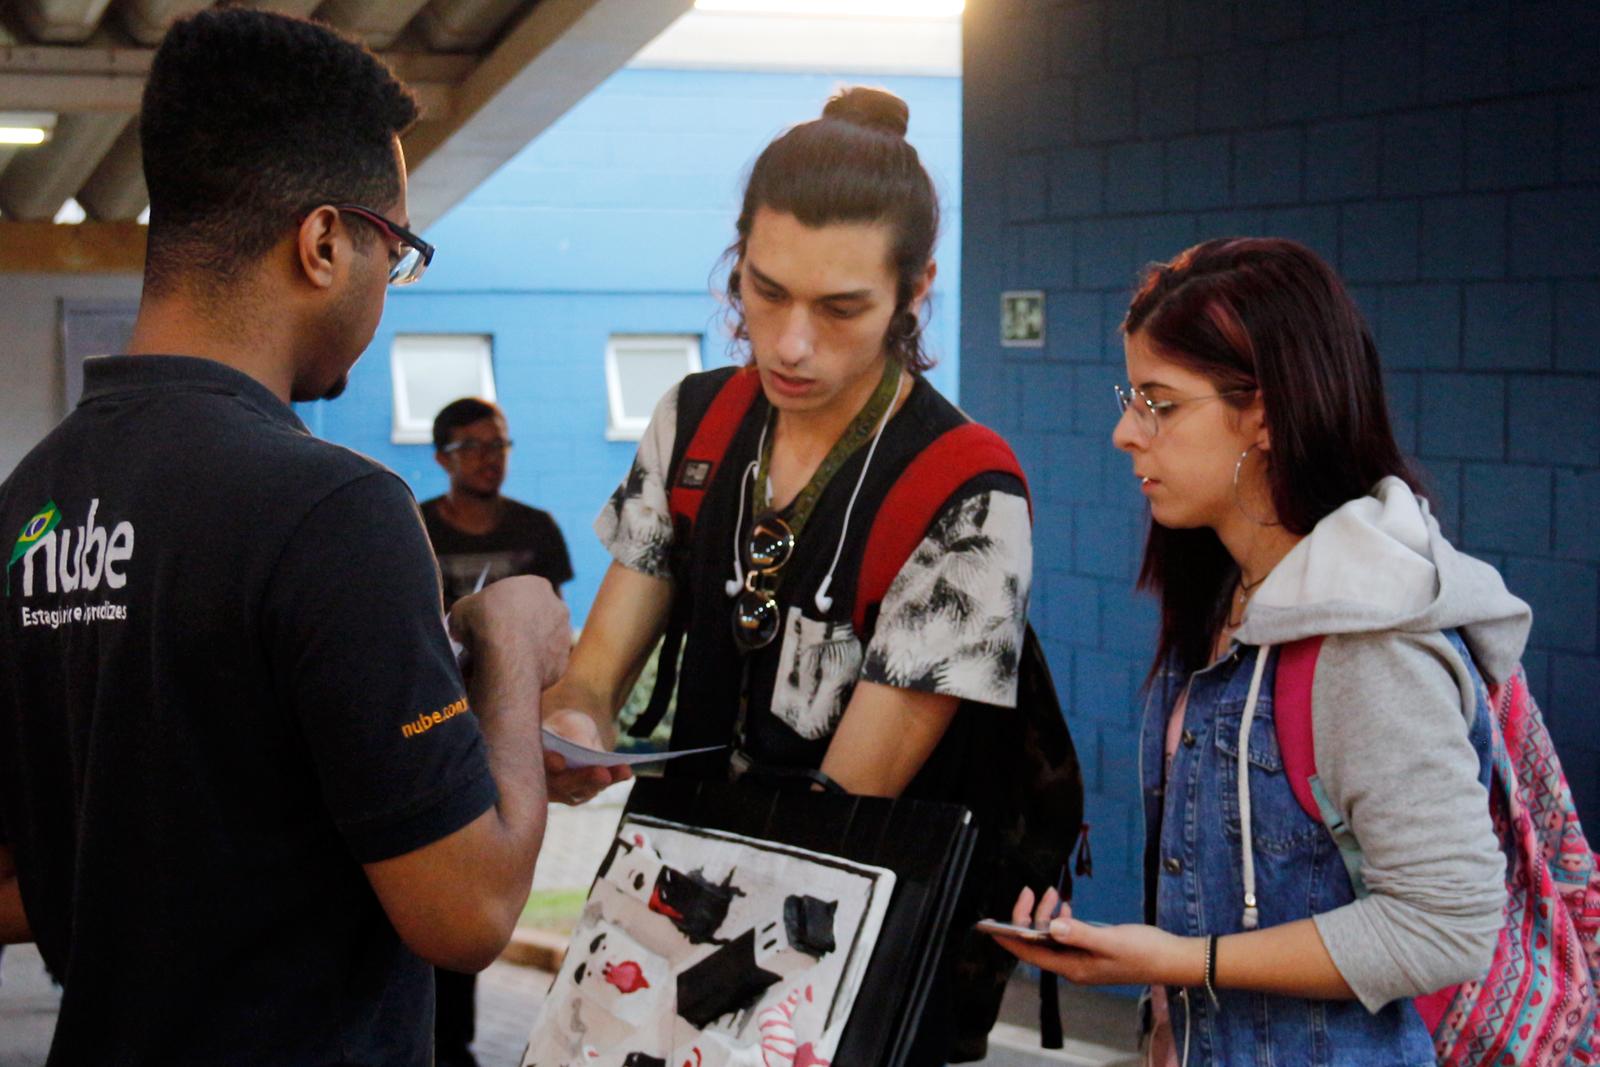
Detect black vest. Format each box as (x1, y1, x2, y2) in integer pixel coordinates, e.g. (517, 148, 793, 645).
(660, 367, 1023, 789)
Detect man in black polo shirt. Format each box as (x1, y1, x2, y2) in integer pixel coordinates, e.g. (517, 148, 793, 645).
(0, 11, 564, 1065)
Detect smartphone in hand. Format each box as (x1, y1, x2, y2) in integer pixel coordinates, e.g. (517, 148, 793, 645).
(974, 916, 1111, 943)
(974, 918, 1058, 943)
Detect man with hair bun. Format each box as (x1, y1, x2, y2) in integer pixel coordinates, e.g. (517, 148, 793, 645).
(545, 87, 1035, 1061)
(0, 9, 565, 1064)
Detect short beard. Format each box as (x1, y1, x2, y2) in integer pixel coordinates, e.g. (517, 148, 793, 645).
(458, 481, 500, 501)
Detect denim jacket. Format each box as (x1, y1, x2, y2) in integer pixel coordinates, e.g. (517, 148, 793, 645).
(1138, 643, 1447, 1066)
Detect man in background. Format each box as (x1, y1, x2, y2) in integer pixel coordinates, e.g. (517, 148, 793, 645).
(424, 398, 573, 609)
(420, 396, 572, 1067)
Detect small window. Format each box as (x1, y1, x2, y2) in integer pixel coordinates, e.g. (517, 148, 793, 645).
(605, 334, 701, 441)
(390, 334, 495, 445)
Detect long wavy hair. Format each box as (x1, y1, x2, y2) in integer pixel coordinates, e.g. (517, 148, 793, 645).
(1124, 238, 1426, 677)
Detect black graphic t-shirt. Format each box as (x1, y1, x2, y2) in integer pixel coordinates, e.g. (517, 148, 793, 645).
(0, 356, 496, 1067)
(420, 497, 572, 609)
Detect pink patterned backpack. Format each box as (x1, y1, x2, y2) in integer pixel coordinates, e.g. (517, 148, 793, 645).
(1275, 636, 1600, 1065)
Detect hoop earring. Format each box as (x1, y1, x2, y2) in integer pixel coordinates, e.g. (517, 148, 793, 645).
(1232, 444, 1280, 527)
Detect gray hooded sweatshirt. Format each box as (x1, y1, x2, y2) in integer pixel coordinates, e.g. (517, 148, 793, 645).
(1233, 476, 1528, 1013)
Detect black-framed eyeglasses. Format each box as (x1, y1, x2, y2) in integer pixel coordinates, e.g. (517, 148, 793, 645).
(1113, 383, 1255, 438)
(732, 512, 795, 652)
(335, 204, 434, 286)
(440, 438, 513, 457)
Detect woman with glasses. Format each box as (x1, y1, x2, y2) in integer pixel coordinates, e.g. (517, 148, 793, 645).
(992, 238, 1523, 1066)
(543, 86, 1034, 1063)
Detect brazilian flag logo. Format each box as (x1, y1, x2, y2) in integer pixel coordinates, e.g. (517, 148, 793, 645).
(7, 501, 61, 594)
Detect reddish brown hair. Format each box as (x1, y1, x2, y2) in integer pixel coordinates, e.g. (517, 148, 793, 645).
(1124, 238, 1425, 676)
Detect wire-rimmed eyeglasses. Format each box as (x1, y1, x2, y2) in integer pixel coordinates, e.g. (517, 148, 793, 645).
(1113, 383, 1256, 438)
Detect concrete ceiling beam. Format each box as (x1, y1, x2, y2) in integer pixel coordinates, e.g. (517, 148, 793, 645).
(242, 0, 324, 15)
(0, 0, 676, 266)
(0, 112, 128, 221)
(13, 0, 114, 44)
(114, 0, 209, 46)
(313, 0, 434, 49)
(0, 45, 465, 118)
(76, 119, 144, 221)
(416, 0, 529, 53)
(404, 0, 693, 230)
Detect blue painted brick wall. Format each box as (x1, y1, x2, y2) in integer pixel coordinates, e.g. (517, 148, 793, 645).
(962, 0, 1600, 930)
(1421, 195, 1506, 281)
(1464, 283, 1554, 370)
(1557, 282, 1600, 371)
(1556, 471, 1600, 560)
(1305, 118, 1381, 200)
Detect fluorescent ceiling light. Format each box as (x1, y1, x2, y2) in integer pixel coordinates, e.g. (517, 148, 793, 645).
(0, 127, 49, 146)
(0, 111, 55, 146)
(694, 0, 963, 16)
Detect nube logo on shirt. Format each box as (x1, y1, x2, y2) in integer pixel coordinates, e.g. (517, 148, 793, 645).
(6, 499, 135, 598)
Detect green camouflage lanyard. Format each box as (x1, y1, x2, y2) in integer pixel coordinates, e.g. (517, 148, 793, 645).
(754, 359, 902, 540)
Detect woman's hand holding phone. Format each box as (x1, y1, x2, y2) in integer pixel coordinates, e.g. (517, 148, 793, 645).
(981, 885, 1204, 988)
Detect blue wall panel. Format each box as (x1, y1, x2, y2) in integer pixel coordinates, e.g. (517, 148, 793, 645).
(963, 0, 1600, 930)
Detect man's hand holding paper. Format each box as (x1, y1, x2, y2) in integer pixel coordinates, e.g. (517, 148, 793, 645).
(543, 707, 632, 805)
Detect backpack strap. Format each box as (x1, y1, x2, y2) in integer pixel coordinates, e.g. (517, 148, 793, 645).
(852, 422, 1030, 633)
(1274, 637, 1324, 822)
(849, 418, 1048, 1050)
(630, 369, 763, 741)
(667, 367, 763, 529)
(1273, 635, 1368, 897)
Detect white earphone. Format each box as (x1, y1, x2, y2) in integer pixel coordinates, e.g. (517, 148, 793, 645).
(724, 374, 903, 618)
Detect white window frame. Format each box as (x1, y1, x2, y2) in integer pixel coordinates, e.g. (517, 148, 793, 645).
(389, 333, 496, 445)
(604, 333, 702, 441)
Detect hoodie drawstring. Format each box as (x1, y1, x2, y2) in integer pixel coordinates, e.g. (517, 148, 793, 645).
(1176, 987, 1192, 1067)
(1237, 644, 1271, 930)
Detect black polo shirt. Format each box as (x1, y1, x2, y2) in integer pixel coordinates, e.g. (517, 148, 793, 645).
(0, 356, 497, 1066)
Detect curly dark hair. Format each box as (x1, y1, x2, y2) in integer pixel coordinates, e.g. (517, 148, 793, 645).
(139, 7, 419, 295)
(724, 86, 941, 373)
